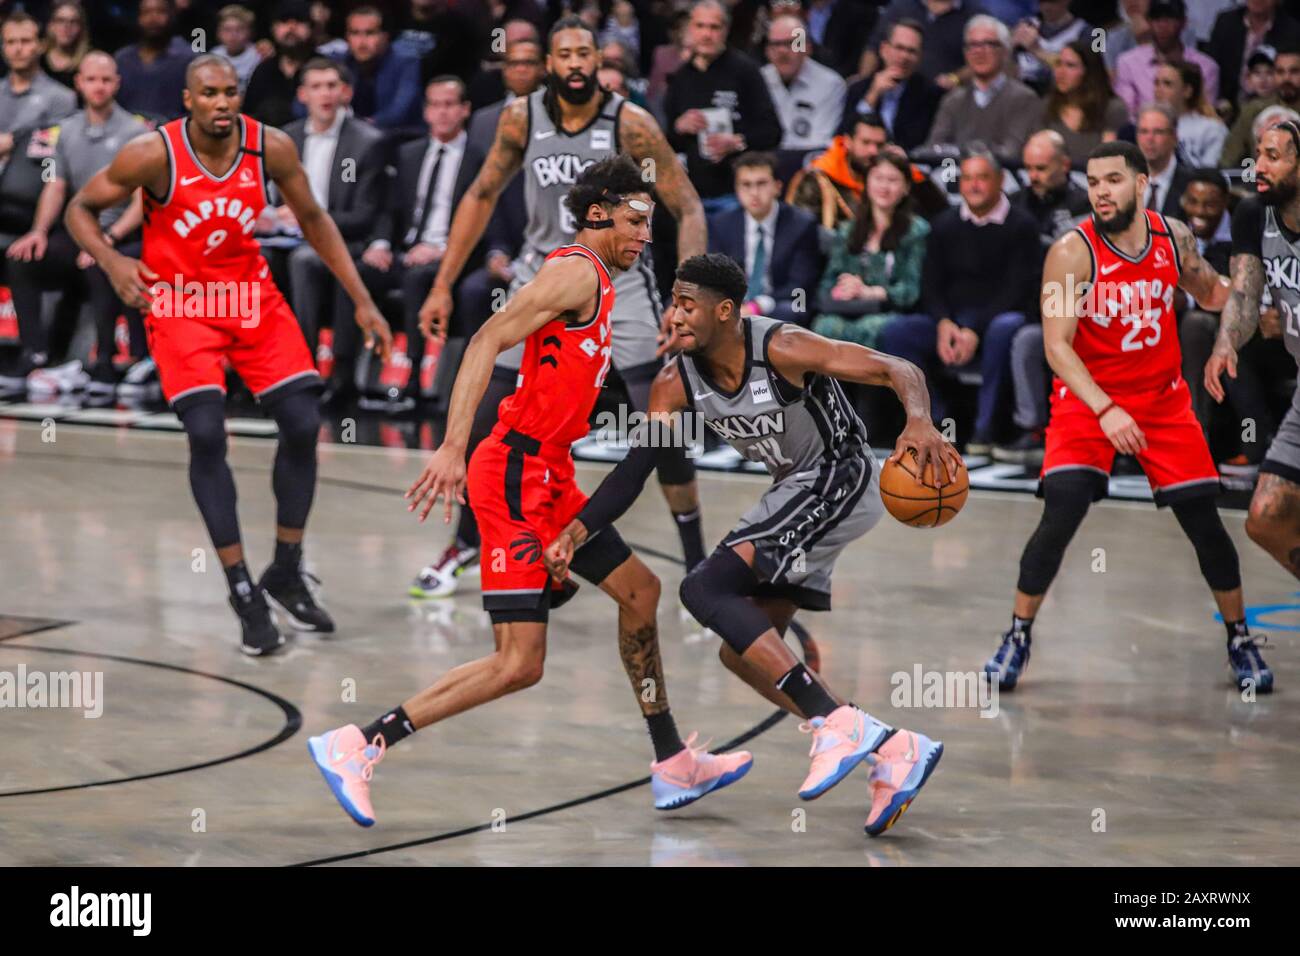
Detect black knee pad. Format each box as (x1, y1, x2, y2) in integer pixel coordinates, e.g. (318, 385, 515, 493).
(179, 397, 228, 463)
(267, 388, 320, 453)
(1172, 496, 1241, 592)
(1017, 470, 1098, 596)
(679, 548, 775, 654)
(654, 442, 696, 486)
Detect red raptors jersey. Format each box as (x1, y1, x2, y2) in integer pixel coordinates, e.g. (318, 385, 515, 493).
(497, 243, 615, 447)
(142, 115, 282, 319)
(1069, 209, 1182, 394)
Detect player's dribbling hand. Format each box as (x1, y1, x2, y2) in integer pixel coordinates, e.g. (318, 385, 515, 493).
(543, 533, 576, 582)
(1204, 344, 1237, 404)
(355, 302, 393, 361)
(1099, 404, 1147, 455)
(420, 286, 452, 341)
(106, 256, 158, 310)
(406, 444, 467, 523)
(890, 418, 961, 486)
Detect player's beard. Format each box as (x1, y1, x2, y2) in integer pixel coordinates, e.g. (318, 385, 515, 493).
(1094, 197, 1138, 234)
(551, 69, 598, 105)
(1259, 172, 1300, 207)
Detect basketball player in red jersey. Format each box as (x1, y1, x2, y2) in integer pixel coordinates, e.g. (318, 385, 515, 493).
(307, 157, 750, 827)
(65, 55, 392, 656)
(984, 141, 1273, 693)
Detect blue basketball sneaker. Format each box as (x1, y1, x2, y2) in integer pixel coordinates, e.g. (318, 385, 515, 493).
(1228, 633, 1274, 694)
(985, 629, 1031, 691)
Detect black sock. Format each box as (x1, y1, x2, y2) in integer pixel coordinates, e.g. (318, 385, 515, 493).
(224, 560, 254, 603)
(776, 662, 838, 719)
(1010, 614, 1033, 641)
(1225, 618, 1249, 644)
(273, 538, 303, 570)
(646, 709, 684, 762)
(361, 705, 415, 750)
(673, 508, 706, 571)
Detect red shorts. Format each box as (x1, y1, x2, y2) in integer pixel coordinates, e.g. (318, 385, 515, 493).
(1042, 377, 1220, 505)
(467, 424, 593, 620)
(144, 290, 319, 407)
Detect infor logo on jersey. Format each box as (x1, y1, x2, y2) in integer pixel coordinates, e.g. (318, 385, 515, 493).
(531, 154, 595, 188)
(750, 379, 772, 404)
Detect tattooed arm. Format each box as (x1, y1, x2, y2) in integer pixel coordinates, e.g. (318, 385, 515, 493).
(420, 97, 529, 338)
(1205, 252, 1265, 403)
(619, 102, 707, 260)
(1170, 217, 1231, 313)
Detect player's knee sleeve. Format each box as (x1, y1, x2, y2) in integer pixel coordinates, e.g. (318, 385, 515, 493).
(654, 442, 696, 485)
(679, 548, 774, 655)
(179, 398, 240, 549)
(268, 389, 319, 529)
(1172, 497, 1241, 592)
(1017, 472, 1095, 595)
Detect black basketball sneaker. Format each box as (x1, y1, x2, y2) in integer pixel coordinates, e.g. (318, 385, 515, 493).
(232, 586, 286, 656)
(261, 563, 336, 633)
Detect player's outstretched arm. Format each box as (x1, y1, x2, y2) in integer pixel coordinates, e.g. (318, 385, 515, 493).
(620, 103, 706, 261)
(406, 254, 599, 524)
(1042, 231, 1147, 455)
(421, 97, 529, 339)
(263, 126, 392, 359)
(1206, 251, 1265, 403)
(764, 323, 961, 484)
(64, 132, 164, 309)
(1170, 217, 1231, 313)
(544, 364, 690, 580)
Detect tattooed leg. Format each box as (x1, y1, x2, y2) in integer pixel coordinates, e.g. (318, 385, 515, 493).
(1245, 472, 1300, 579)
(598, 554, 669, 716)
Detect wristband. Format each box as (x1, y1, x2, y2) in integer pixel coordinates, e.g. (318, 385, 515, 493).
(1096, 401, 1117, 420)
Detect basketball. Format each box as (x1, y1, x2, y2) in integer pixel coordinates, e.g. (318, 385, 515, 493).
(879, 449, 969, 528)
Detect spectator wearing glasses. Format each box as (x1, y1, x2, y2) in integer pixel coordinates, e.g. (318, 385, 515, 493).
(42, 2, 91, 91)
(1135, 102, 1192, 218)
(866, 0, 980, 92)
(841, 18, 939, 153)
(761, 11, 846, 153)
(466, 37, 544, 157)
(1038, 38, 1128, 170)
(924, 15, 1042, 168)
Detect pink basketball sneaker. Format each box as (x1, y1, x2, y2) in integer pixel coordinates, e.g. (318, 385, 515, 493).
(797, 704, 891, 799)
(308, 724, 386, 826)
(651, 732, 753, 810)
(864, 728, 943, 836)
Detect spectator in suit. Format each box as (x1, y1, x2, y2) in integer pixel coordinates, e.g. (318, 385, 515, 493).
(1153, 61, 1228, 167)
(466, 19, 541, 110)
(1113, 0, 1219, 121)
(1039, 38, 1128, 169)
(787, 112, 887, 235)
(865, 0, 980, 91)
(211, 5, 263, 93)
(1135, 103, 1191, 218)
(1221, 47, 1300, 167)
(812, 152, 929, 350)
(923, 15, 1042, 167)
(466, 37, 544, 157)
(41, 2, 91, 91)
(273, 58, 389, 372)
(355, 76, 483, 392)
(113, 0, 195, 121)
(244, 1, 316, 130)
(706, 151, 821, 326)
(760, 11, 846, 153)
(663, 0, 782, 212)
(341, 5, 423, 134)
(840, 18, 939, 152)
(880, 147, 1039, 453)
(1206, 0, 1300, 107)
(0, 11, 77, 169)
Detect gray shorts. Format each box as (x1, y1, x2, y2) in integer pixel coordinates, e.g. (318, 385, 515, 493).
(721, 453, 883, 610)
(496, 246, 662, 372)
(1261, 387, 1300, 484)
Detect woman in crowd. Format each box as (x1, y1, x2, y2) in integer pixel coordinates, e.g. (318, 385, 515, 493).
(42, 2, 91, 91)
(1154, 61, 1228, 167)
(1039, 38, 1127, 169)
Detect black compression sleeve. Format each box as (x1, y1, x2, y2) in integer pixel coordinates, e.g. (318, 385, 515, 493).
(1231, 197, 1265, 260)
(575, 420, 675, 535)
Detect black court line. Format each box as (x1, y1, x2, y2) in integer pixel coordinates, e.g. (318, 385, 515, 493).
(6, 440, 792, 862)
(0, 626, 302, 799)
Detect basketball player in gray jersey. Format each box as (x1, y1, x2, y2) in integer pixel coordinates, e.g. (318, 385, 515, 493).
(1209, 120, 1300, 617)
(411, 15, 710, 598)
(543, 254, 960, 837)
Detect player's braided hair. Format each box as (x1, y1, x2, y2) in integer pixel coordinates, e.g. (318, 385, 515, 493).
(675, 253, 748, 310)
(565, 154, 649, 228)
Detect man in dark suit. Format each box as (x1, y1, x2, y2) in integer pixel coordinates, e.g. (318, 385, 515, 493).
(840, 18, 939, 152)
(274, 58, 388, 371)
(1136, 103, 1192, 219)
(466, 36, 544, 156)
(707, 151, 822, 326)
(1207, 0, 1300, 106)
(355, 75, 484, 384)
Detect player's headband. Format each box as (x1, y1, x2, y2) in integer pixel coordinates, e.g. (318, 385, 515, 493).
(581, 190, 651, 229)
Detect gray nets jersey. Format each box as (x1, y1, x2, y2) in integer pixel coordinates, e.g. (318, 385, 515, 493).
(1261, 206, 1300, 365)
(676, 316, 869, 483)
(496, 88, 662, 372)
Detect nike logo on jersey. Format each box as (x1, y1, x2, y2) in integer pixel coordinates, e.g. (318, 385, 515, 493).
(1099, 261, 1122, 275)
(180, 174, 204, 186)
(601, 286, 612, 296)
(534, 130, 555, 140)
(693, 390, 714, 401)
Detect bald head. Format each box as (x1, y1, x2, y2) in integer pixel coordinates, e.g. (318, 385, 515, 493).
(186, 53, 238, 90)
(183, 54, 241, 139)
(1023, 130, 1072, 197)
(75, 51, 120, 110)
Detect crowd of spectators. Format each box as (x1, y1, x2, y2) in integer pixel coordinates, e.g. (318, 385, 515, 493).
(1, 0, 1298, 480)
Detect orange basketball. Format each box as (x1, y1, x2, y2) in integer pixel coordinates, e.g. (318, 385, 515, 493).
(879, 449, 969, 528)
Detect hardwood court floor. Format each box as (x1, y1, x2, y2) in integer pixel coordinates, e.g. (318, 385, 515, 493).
(0, 419, 1297, 866)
